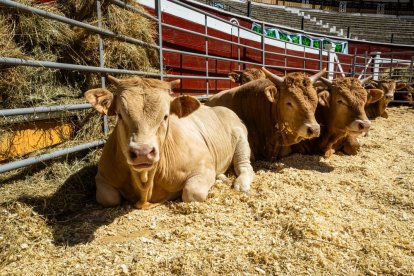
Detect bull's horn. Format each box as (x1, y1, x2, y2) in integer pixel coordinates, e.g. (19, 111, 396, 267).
(320, 77, 333, 86)
(107, 75, 121, 86)
(360, 76, 373, 85)
(309, 68, 326, 83)
(261, 67, 284, 84)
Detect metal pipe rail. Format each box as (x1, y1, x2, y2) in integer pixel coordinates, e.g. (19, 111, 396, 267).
(0, 140, 106, 174)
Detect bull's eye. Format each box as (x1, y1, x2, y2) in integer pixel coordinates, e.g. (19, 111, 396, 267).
(337, 100, 344, 104)
(163, 115, 168, 121)
(286, 102, 293, 107)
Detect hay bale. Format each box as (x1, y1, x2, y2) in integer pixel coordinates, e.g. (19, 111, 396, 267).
(2, 0, 75, 54)
(64, 1, 159, 89)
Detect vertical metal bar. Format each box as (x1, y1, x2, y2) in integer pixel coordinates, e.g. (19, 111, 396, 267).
(390, 33, 394, 44)
(205, 14, 209, 96)
(409, 56, 414, 83)
(363, 50, 368, 78)
(319, 48, 323, 70)
(156, 0, 163, 80)
(284, 41, 287, 75)
(96, 0, 108, 135)
(389, 52, 394, 78)
(351, 48, 357, 77)
(303, 45, 306, 71)
(261, 22, 265, 66)
(237, 26, 241, 71)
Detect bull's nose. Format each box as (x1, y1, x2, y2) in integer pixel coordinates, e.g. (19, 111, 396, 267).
(385, 94, 394, 100)
(306, 124, 320, 137)
(357, 120, 371, 132)
(129, 144, 156, 164)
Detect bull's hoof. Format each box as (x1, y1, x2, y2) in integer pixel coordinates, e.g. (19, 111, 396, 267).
(323, 148, 335, 159)
(135, 201, 161, 210)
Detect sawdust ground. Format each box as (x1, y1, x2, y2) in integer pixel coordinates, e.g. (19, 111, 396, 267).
(0, 107, 413, 275)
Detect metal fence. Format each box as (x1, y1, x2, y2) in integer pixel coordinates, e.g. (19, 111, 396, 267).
(0, 0, 412, 174)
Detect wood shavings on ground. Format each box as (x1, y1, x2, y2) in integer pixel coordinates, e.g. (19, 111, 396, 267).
(0, 107, 413, 274)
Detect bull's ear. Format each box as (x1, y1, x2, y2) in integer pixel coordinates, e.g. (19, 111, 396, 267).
(318, 91, 330, 107)
(84, 88, 116, 115)
(396, 82, 407, 90)
(264, 86, 278, 103)
(228, 72, 241, 84)
(170, 79, 181, 90)
(366, 88, 384, 104)
(170, 95, 201, 118)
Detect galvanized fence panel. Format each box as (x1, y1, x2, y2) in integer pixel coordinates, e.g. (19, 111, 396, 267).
(0, 0, 411, 174)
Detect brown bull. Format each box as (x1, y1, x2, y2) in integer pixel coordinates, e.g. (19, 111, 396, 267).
(290, 77, 383, 158)
(85, 76, 254, 209)
(395, 82, 414, 107)
(206, 67, 325, 161)
(228, 68, 266, 85)
(364, 79, 396, 119)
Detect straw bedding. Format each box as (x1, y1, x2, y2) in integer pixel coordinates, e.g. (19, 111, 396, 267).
(0, 106, 413, 274)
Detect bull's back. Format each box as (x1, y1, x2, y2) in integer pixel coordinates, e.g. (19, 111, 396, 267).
(187, 106, 245, 173)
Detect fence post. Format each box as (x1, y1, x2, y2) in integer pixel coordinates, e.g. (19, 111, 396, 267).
(247, 0, 252, 17)
(237, 26, 241, 71)
(156, 0, 163, 80)
(390, 33, 394, 44)
(96, 0, 108, 135)
(205, 14, 209, 96)
(301, 16, 304, 30)
(363, 50, 368, 79)
(347, 26, 350, 38)
(409, 56, 414, 83)
(351, 48, 357, 77)
(261, 22, 265, 66)
(319, 48, 323, 70)
(372, 51, 381, 81)
(326, 45, 335, 80)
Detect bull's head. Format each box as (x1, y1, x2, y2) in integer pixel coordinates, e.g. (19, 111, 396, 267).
(319, 76, 383, 134)
(365, 79, 396, 103)
(85, 76, 200, 172)
(228, 68, 266, 85)
(261, 67, 325, 144)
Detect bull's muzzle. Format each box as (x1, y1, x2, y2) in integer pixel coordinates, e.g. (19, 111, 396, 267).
(385, 94, 394, 101)
(128, 144, 156, 168)
(355, 119, 371, 132)
(305, 123, 321, 138)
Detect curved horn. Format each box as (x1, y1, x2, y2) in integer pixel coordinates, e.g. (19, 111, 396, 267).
(107, 75, 121, 86)
(320, 77, 333, 86)
(360, 76, 373, 85)
(309, 68, 326, 83)
(261, 67, 284, 85)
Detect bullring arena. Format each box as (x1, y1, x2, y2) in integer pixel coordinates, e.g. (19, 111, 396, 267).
(1, 0, 413, 274)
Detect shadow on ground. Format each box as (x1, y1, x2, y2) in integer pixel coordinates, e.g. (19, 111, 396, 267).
(16, 165, 131, 246)
(253, 154, 335, 173)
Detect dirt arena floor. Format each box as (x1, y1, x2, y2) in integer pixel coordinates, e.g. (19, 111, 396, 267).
(1, 106, 413, 275)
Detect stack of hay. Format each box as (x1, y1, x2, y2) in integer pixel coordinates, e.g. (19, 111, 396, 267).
(0, 0, 158, 161)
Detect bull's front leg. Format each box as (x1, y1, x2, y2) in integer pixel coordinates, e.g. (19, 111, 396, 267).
(182, 169, 216, 202)
(232, 127, 254, 193)
(95, 174, 122, 207)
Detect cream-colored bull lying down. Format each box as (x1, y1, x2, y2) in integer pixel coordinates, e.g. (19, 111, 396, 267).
(85, 76, 254, 209)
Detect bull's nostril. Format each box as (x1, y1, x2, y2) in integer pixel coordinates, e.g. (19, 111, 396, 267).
(129, 151, 137, 160)
(148, 147, 156, 158)
(307, 127, 314, 136)
(358, 122, 365, 130)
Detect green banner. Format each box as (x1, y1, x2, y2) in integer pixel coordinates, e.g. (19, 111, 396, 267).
(251, 23, 348, 53)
